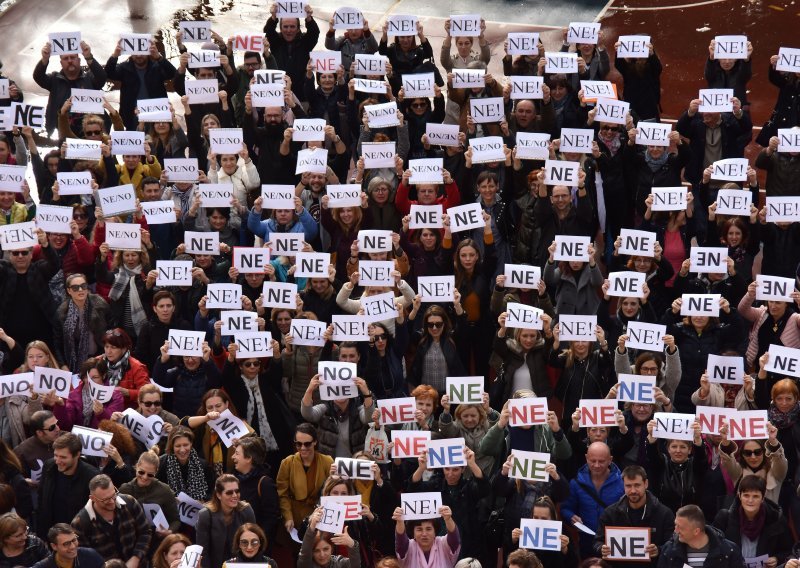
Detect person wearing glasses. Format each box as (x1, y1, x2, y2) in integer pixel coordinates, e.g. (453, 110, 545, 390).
(406, 305, 464, 394)
(120, 451, 181, 541)
(70, 474, 152, 567)
(0, 228, 58, 351)
(275, 423, 334, 553)
(298, 505, 361, 568)
(13, 410, 60, 485)
(196, 474, 256, 568)
(32, 524, 104, 568)
(53, 358, 124, 432)
(53, 273, 110, 373)
(153, 338, 221, 420)
(224, 523, 278, 568)
(609, 238, 675, 318)
(0, 512, 48, 568)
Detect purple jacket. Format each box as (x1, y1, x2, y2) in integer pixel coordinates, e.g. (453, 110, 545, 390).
(53, 381, 125, 431)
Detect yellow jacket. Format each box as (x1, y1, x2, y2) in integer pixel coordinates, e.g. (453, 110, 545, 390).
(116, 158, 162, 198)
(276, 451, 333, 524)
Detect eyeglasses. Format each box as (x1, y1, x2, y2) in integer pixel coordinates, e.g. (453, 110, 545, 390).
(10, 250, 29, 257)
(68, 283, 89, 291)
(141, 400, 161, 408)
(239, 539, 260, 548)
(639, 366, 659, 373)
(60, 537, 79, 548)
(245, 62, 260, 68)
(374, 334, 388, 342)
(242, 361, 260, 368)
(600, 125, 616, 131)
(372, 187, 389, 193)
(295, 440, 314, 448)
(426, 321, 443, 329)
(223, 488, 240, 496)
(84, 130, 103, 136)
(741, 449, 764, 457)
(40, 422, 59, 432)
(136, 469, 156, 478)
(73, 213, 88, 220)
(95, 489, 119, 504)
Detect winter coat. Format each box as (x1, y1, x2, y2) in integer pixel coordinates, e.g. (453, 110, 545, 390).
(648, 441, 708, 512)
(53, 295, 110, 367)
(755, 149, 800, 197)
(37, 458, 101, 539)
(53, 380, 125, 431)
(276, 452, 334, 528)
(152, 358, 223, 419)
(32, 59, 107, 134)
(675, 111, 753, 185)
(657, 526, 744, 568)
(491, 333, 553, 401)
(719, 440, 787, 503)
(264, 17, 320, 100)
(551, 348, 616, 428)
(104, 56, 177, 130)
(247, 207, 318, 242)
(478, 420, 572, 476)
(196, 504, 256, 568)
(544, 261, 603, 316)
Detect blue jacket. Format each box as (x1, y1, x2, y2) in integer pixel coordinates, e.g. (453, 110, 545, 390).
(561, 462, 624, 556)
(247, 208, 318, 242)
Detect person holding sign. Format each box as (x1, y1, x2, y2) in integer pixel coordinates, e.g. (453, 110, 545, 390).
(710, 475, 792, 568)
(378, 16, 437, 95)
(406, 304, 465, 393)
(392, 504, 460, 567)
(447, 61, 504, 137)
(400, 84, 447, 161)
(703, 215, 758, 294)
(337, 270, 414, 337)
(298, 505, 361, 568)
(320, 196, 373, 279)
(265, 2, 320, 101)
(640, 189, 695, 283)
(119, 451, 182, 537)
(705, 38, 753, 109)
(439, 391, 498, 477)
(492, 310, 554, 403)
(300, 373, 374, 458)
(248, 194, 318, 244)
(52, 273, 110, 373)
(545, 239, 602, 316)
(184, 194, 242, 249)
(717, 419, 786, 504)
(440, 17, 490, 74)
(95, 329, 149, 409)
(610, 236, 675, 316)
(207, 147, 260, 212)
(395, 166, 459, 216)
(510, 495, 576, 568)
(325, 10, 377, 75)
(196, 474, 256, 568)
(152, 338, 220, 419)
(53, 358, 124, 432)
(559, 25, 610, 88)
(645, 417, 707, 512)
(613, 39, 661, 121)
(738, 281, 800, 373)
(156, 426, 214, 502)
(363, 324, 408, 400)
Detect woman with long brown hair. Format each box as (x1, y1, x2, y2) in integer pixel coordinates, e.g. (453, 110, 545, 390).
(197, 474, 256, 568)
(406, 304, 464, 394)
(320, 192, 371, 280)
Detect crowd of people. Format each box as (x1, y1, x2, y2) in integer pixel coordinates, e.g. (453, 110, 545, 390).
(0, 3, 797, 568)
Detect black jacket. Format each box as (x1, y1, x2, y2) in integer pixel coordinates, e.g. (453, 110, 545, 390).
(657, 526, 744, 568)
(32, 60, 107, 135)
(594, 491, 675, 568)
(234, 466, 280, 540)
(104, 56, 177, 130)
(264, 16, 320, 101)
(37, 458, 100, 539)
(711, 498, 793, 564)
(0, 244, 59, 332)
(32, 549, 104, 568)
(675, 111, 753, 185)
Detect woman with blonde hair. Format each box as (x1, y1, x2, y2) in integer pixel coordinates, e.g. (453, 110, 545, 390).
(5, 340, 50, 446)
(320, 190, 370, 280)
(196, 474, 256, 568)
(119, 451, 181, 540)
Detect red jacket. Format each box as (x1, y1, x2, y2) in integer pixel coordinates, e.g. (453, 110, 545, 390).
(107, 355, 150, 408)
(394, 180, 460, 215)
(32, 236, 95, 278)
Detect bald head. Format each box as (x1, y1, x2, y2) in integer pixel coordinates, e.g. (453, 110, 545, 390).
(586, 442, 612, 477)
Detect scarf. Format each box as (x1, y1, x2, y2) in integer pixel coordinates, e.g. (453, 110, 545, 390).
(768, 402, 800, 429)
(165, 448, 209, 502)
(109, 265, 147, 335)
(242, 374, 278, 451)
(172, 186, 195, 220)
(80, 382, 94, 426)
(598, 130, 622, 156)
(739, 503, 766, 540)
(63, 299, 91, 374)
(106, 351, 130, 387)
(645, 149, 670, 172)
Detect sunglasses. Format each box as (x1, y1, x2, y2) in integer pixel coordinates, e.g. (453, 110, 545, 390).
(73, 213, 88, 220)
(242, 361, 260, 368)
(239, 539, 260, 548)
(105, 330, 123, 337)
(10, 250, 30, 257)
(741, 449, 764, 457)
(68, 283, 89, 291)
(136, 470, 156, 478)
(141, 400, 161, 408)
(374, 334, 388, 342)
(426, 321, 443, 329)
(600, 125, 616, 131)
(411, 102, 427, 109)
(294, 440, 314, 448)
(84, 129, 103, 136)
(223, 489, 240, 496)
(40, 422, 58, 432)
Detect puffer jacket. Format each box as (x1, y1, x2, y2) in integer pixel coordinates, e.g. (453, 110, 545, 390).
(32, 59, 107, 134)
(657, 525, 743, 568)
(648, 440, 708, 512)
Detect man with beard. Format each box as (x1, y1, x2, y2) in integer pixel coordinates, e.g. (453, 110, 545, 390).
(105, 38, 177, 130)
(595, 465, 675, 567)
(33, 40, 107, 136)
(264, 2, 320, 101)
(243, 93, 297, 184)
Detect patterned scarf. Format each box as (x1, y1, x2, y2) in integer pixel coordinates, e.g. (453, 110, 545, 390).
(598, 129, 622, 156)
(645, 148, 670, 172)
(242, 375, 278, 451)
(80, 382, 94, 426)
(109, 265, 147, 335)
(768, 402, 800, 429)
(63, 300, 91, 374)
(106, 351, 131, 387)
(165, 448, 209, 502)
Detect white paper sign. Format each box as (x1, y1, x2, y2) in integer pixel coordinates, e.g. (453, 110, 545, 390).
(333, 7, 364, 31)
(72, 426, 113, 458)
(543, 160, 580, 186)
(409, 204, 443, 229)
(469, 136, 505, 164)
(696, 405, 737, 435)
(448, 14, 481, 37)
(690, 246, 728, 274)
(448, 203, 485, 233)
(331, 315, 369, 342)
(510, 76, 543, 100)
(520, 519, 563, 551)
(142, 201, 178, 225)
(409, 158, 443, 184)
(605, 527, 650, 560)
(380, 397, 417, 426)
(206, 283, 242, 310)
(334, 457, 373, 480)
(617, 35, 650, 58)
(635, 122, 671, 147)
(261, 185, 295, 210)
(208, 409, 248, 447)
(545, 52, 578, 73)
(49, 31, 81, 55)
(711, 158, 748, 181)
(651, 187, 687, 212)
(362, 291, 399, 323)
(418, 275, 454, 302)
(554, 235, 590, 262)
(446, 376, 483, 404)
(269, 233, 304, 257)
(310, 51, 342, 74)
(426, 438, 466, 468)
(70, 89, 104, 114)
(707, 354, 744, 385)
(320, 495, 362, 521)
(179, 21, 211, 43)
(327, 184, 361, 208)
(354, 78, 386, 94)
(506, 302, 543, 330)
(618, 229, 656, 257)
(425, 124, 460, 147)
(715, 189, 752, 215)
(714, 35, 748, 60)
(209, 128, 244, 155)
(607, 271, 645, 298)
(0, 373, 33, 399)
(105, 221, 142, 251)
(777, 47, 800, 73)
(653, 412, 695, 441)
(362, 142, 396, 169)
(560, 128, 594, 154)
(507, 33, 540, 55)
(515, 132, 550, 160)
(469, 97, 504, 124)
(0, 80, 7, 101)
(559, 315, 597, 341)
(65, 138, 102, 160)
(290, 319, 326, 347)
(680, 294, 721, 316)
(0, 222, 37, 251)
(250, 83, 284, 108)
(276, 0, 307, 18)
(764, 344, 800, 378)
(142, 503, 170, 530)
(120, 33, 153, 56)
(365, 101, 399, 128)
(402, 73, 435, 97)
(766, 196, 800, 222)
(354, 54, 387, 76)
(698, 89, 733, 113)
(184, 231, 220, 255)
(56, 171, 93, 196)
(88, 380, 116, 404)
(187, 50, 220, 70)
(727, 410, 769, 441)
(179, 545, 203, 568)
(617, 374, 656, 403)
(594, 98, 630, 125)
(261, 282, 298, 309)
(359, 260, 394, 287)
(167, 330, 205, 356)
(111, 131, 145, 156)
(756, 274, 795, 302)
(97, 184, 137, 216)
(292, 118, 326, 142)
(137, 98, 171, 121)
(503, 263, 540, 290)
(35, 204, 73, 234)
(400, 492, 441, 520)
(567, 22, 600, 44)
(199, 183, 233, 208)
(33, 367, 71, 398)
(318, 361, 358, 401)
(176, 493, 203, 526)
(358, 230, 392, 253)
(10, 103, 45, 129)
(295, 252, 330, 278)
(156, 260, 193, 286)
(509, 450, 551, 482)
(386, 15, 418, 36)
(234, 332, 274, 359)
(625, 321, 665, 351)
(295, 148, 328, 174)
(185, 79, 218, 104)
(164, 158, 199, 183)
(391, 430, 430, 458)
(452, 69, 485, 89)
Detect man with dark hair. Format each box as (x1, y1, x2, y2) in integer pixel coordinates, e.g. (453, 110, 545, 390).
(595, 465, 675, 567)
(13, 410, 60, 483)
(506, 548, 543, 568)
(133, 289, 192, 370)
(37, 433, 100, 539)
(71, 474, 152, 567)
(31, 524, 103, 568)
(658, 504, 743, 568)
